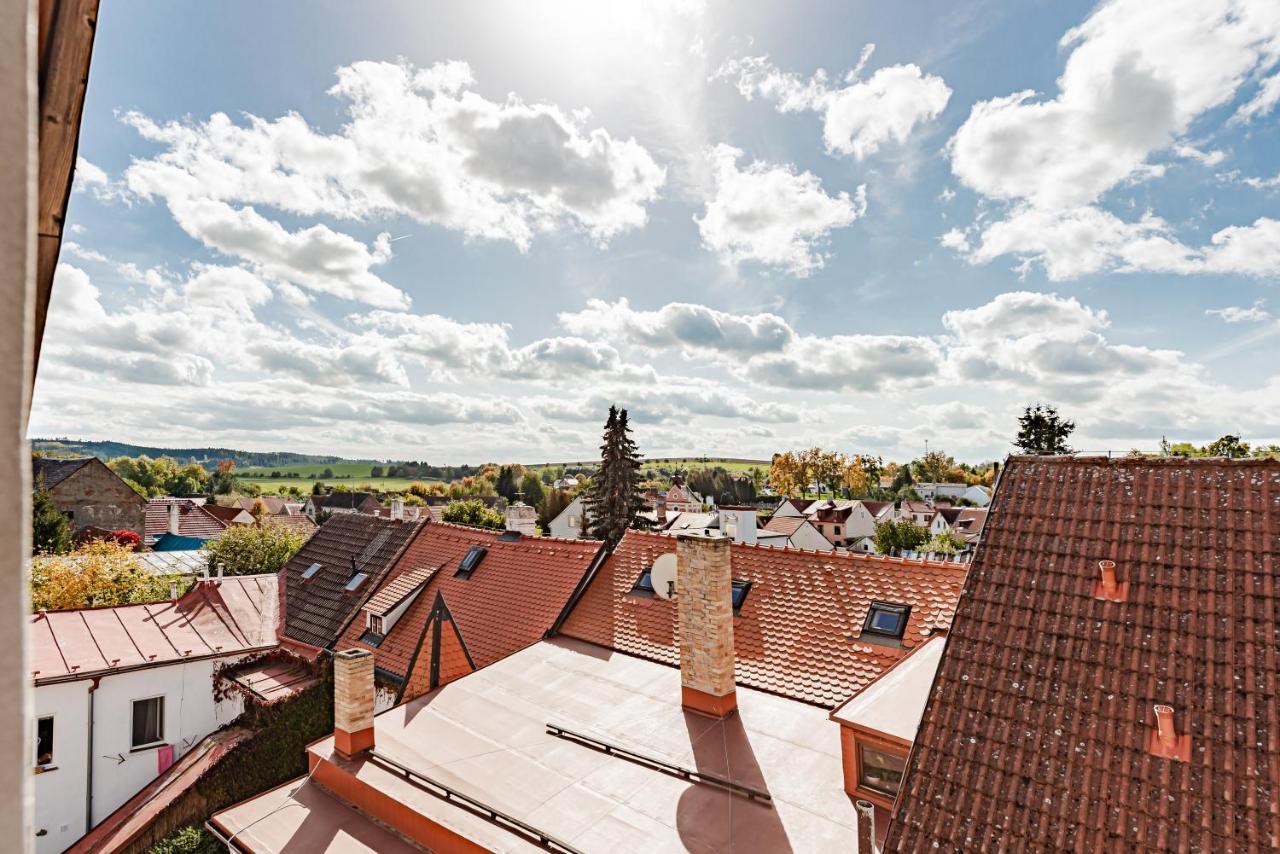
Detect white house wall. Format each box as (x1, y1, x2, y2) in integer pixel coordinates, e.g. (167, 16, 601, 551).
(789, 523, 834, 552)
(548, 495, 585, 540)
(32, 652, 254, 853)
(32, 680, 91, 854)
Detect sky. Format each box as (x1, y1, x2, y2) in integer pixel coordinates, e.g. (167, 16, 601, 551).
(29, 0, 1280, 464)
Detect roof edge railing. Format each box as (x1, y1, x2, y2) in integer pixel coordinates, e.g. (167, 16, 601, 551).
(545, 722, 772, 803)
(367, 750, 586, 854)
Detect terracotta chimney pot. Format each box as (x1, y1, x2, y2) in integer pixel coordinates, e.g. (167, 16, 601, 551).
(1095, 559, 1127, 601)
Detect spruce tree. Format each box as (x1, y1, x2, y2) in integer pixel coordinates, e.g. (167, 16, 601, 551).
(1015, 404, 1076, 455)
(32, 487, 71, 555)
(584, 406, 645, 547)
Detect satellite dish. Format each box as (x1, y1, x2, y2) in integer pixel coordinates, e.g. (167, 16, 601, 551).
(651, 553, 678, 600)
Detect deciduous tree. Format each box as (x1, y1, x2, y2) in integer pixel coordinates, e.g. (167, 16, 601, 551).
(203, 523, 306, 576)
(32, 486, 71, 555)
(31, 540, 173, 610)
(441, 498, 506, 530)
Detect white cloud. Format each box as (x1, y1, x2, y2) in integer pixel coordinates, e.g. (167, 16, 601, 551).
(943, 0, 1280, 279)
(1234, 71, 1280, 122)
(557, 297, 795, 355)
(123, 60, 665, 252)
(694, 144, 864, 276)
(164, 197, 408, 309)
(1207, 300, 1272, 322)
(718, 49, 951, 159)
(73, 157, 130, 203)
(748, 334, 942, 392)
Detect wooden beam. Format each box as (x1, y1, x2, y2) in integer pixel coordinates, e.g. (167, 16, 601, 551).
(34, 0, 99, 377)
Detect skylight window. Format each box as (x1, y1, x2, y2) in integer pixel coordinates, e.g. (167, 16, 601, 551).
(301, 563, 322, 580)
(863, 602, 909, 639)
(455, 545, 487, 579)
(345, 572, 369, 592)
(631, 568, 655, 596)
(730, 580, 751, 613)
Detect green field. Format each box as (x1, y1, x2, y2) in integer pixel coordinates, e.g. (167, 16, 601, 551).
(241, 476, 428, 494)
(237, 461, 383, 478)
(528, 457, 769, 475)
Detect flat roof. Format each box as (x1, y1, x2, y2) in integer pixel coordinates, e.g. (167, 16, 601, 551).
(830, 636, 946, 742)
(211, 776, 421, 853)
(217, 638, 861, 852)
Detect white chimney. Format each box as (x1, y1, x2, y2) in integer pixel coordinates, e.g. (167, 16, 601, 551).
(504, 500, 537, 535)
(391, 498, 404, 521)
(168, 501, 181, 535)
(216, 562, 225, 584)
(718, 507, 757, 545)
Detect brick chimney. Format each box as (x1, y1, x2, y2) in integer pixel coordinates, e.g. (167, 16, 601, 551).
(333, 649, 375, 759)
(675, 532, 737, 718)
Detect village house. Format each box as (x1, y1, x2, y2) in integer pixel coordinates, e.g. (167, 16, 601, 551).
(261, 512, 318, 538)
(279, 512, 423, 655)
(32, 457, 146, 540)
(911, 481, 991, 506)
(885, 456, 1280, 851)
(29, 573, 279, 854)
(144, 498, 227, 551)
(662, 473, 706, 512)
(302, 491, 383, 521)
(334, 522, 605, 711)
(210, 530, 967, 851)
(546, 492, 587, 538)
(928, 506, 988, 548)
(757, 513, 834, 550)
(201, 503, 255, 527)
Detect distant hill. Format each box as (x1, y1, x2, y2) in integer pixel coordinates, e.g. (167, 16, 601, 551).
(31, 438, 355, 471)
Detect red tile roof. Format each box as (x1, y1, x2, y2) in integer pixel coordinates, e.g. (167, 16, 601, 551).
(144, 498, 227, 542)
(559, 530, 967, 707)
(29, 574, 279, 684)
(263, 513, 318, 536)
(885, 456, 1280, 853)
(335, 523, 604, 689)
(281, 514, 423, 650)
(761, 515, 807, 536)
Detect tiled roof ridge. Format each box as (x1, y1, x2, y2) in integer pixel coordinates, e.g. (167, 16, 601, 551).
(1006, 453, 1279, 467)
(426, 518, 605, 548)
(621, 528, 967, 573)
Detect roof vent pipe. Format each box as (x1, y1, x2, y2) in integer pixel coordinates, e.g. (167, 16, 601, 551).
(1148, 703, 1190, 761)
(216, 562, 225, 584)
(1154, 704, 1176, 750)
(169, 580, 179, 600)
(1094, 559, 1127, 602)
(855, 799, 878, 854)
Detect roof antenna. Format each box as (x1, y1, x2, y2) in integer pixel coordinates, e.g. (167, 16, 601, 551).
(350, 557, 359, 579)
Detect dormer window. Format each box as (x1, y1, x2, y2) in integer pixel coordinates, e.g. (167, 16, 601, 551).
(455, 545, 487, 579)
(863, 602, 909, 639)
(360, 612, 386, 647)
(730, 580, 751, 614)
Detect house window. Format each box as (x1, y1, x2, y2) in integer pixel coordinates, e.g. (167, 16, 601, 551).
(834, 526, 841, 535)
(568, 515, 579, 528)
(344, 572, 369, 592)
(863, 602, 910, 639)
(35, 716, 53, 767)
(631, 568, 655, 596)
(858, 742, 907, 797)
(730, 580, 751, 613)
(131, 696, 165, 749)
(370, 614, 384, 635)
(301, 562, 322, 580)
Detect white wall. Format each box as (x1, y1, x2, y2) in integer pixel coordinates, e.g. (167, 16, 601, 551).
(548, 495, 585, 539)
(845, 503, 879, 540)
(32, 682, 89, 854)
(31, 652, 254, 853)
(789, 522, 834, 552)
(718, 508, 757, 545)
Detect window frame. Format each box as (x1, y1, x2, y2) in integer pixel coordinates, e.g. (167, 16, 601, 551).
(35, 715, 54, 768)
(130, 695, 166, 751)
(630, 568, 656, 598)
(854, 735, 908, 803)
(730, 579, 751, 614)
(455, 545, 487, 579)
(862, 601, 910, 639)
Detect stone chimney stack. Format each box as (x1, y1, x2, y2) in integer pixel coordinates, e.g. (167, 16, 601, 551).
(390, 498, 404, 521)
(675, 532, 737, 718)
(168, 501, 181, 536)
(333, 649, 375, 759)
